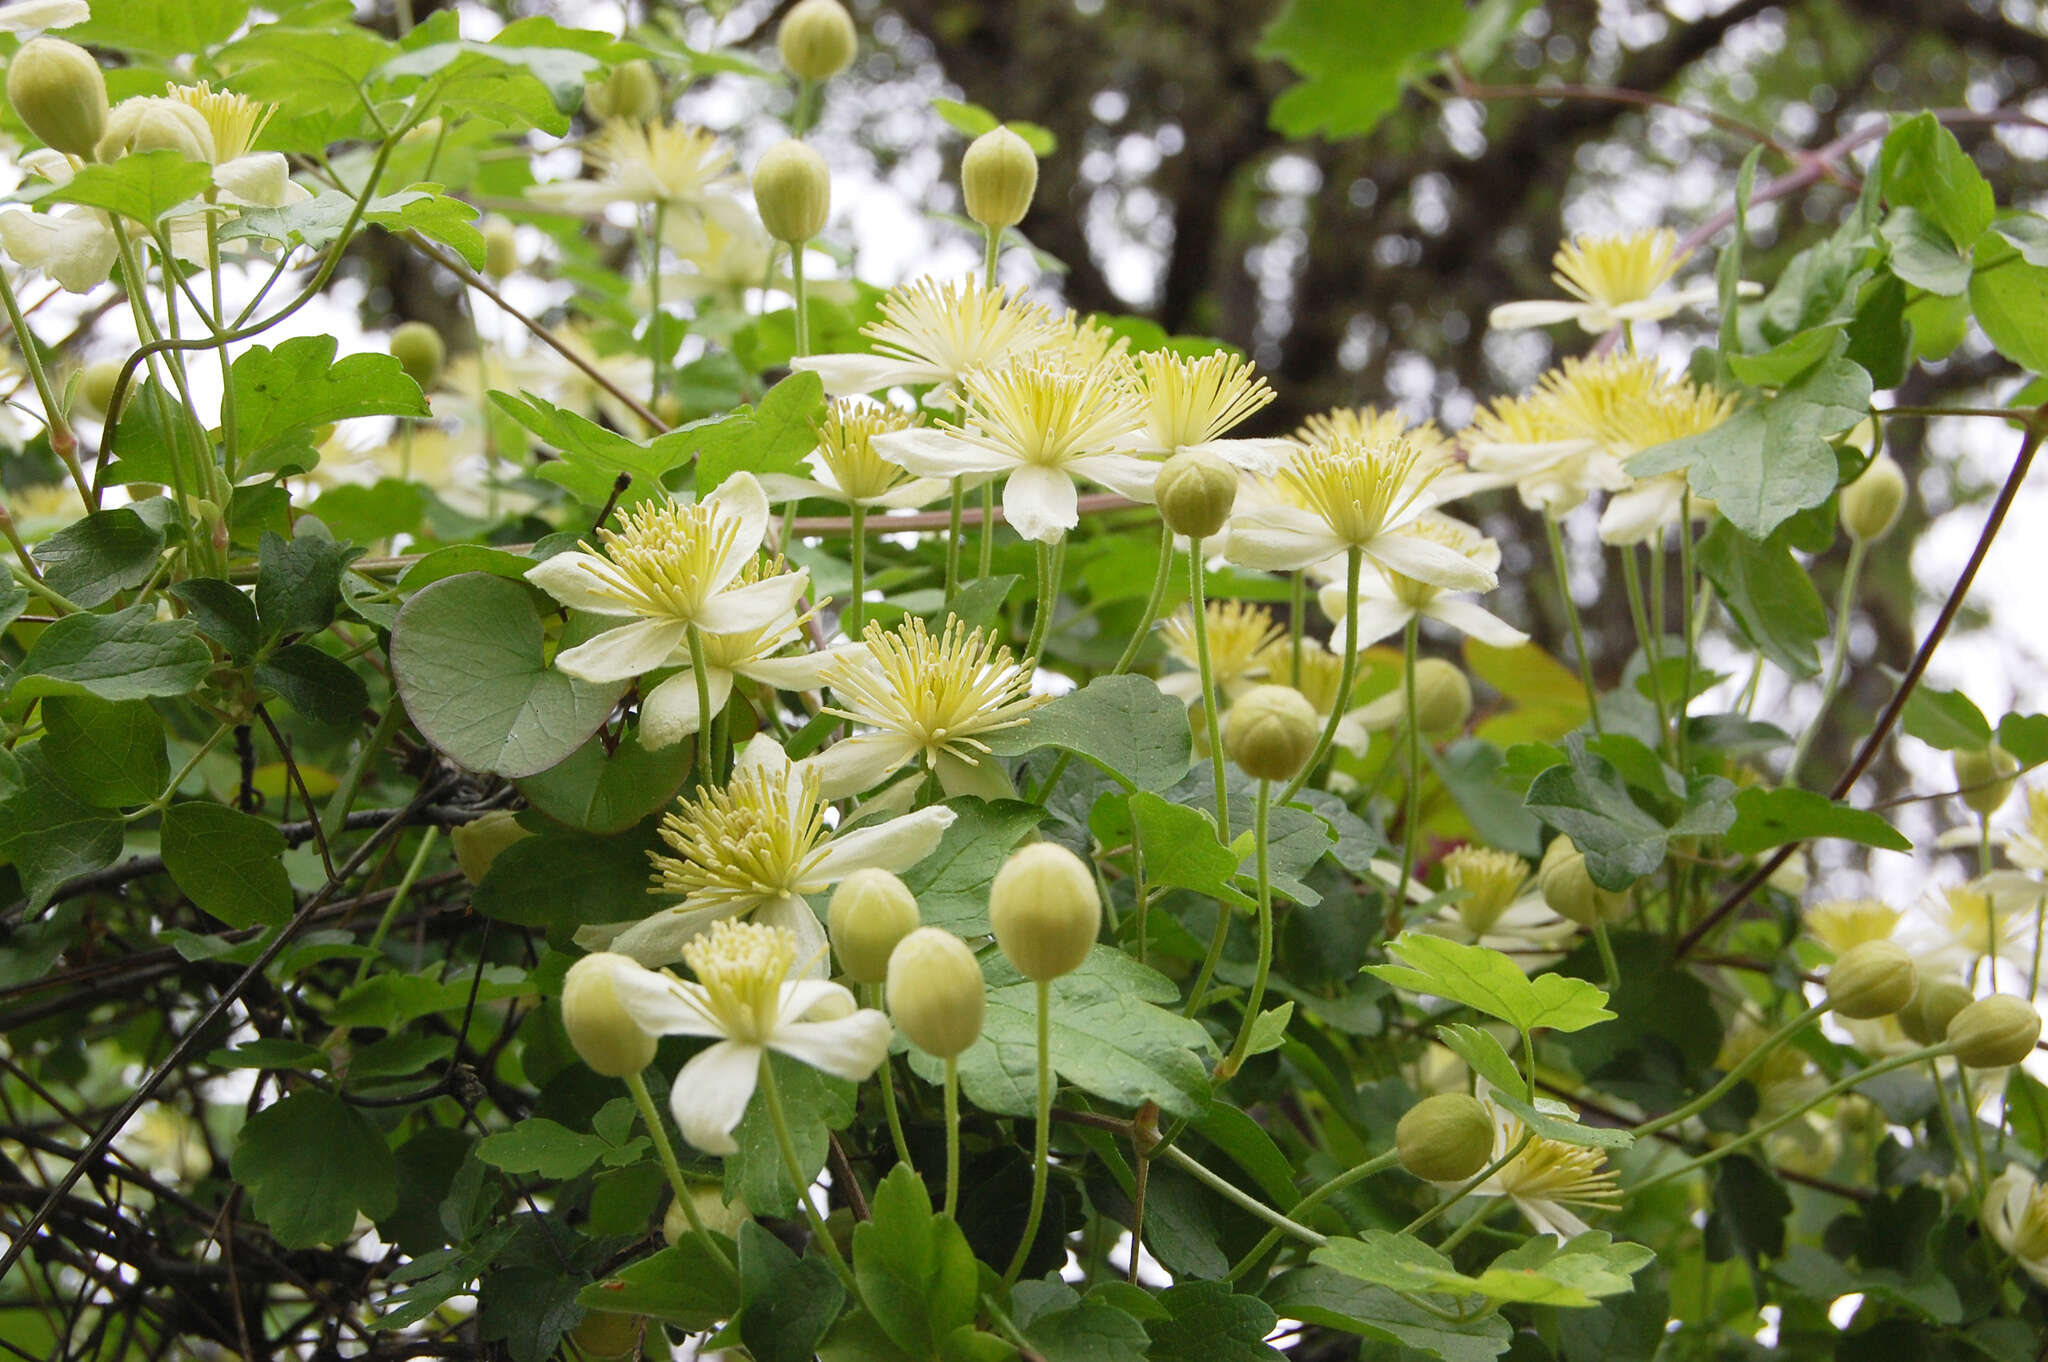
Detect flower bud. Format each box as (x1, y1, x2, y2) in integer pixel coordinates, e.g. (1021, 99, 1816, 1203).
(586, 59, 661, 124)
(1224, 683, 1320, 782)
(664, 1186, 749, 1242)
(481, 215, 519, 278)
(778, 0, 857, 82)
(1396, 1093, 1495, 1183)
(1840, 453, 1906, 544)
(886, 927, 986, 1058)
(1824, 940, 1917, 1021)
(1954, 743, 2019, 817)
(7, 38, 106, 160)
(388, 321, 445, 391)
(567, 1311, 642, 1362)
(1947, 994, 2041, 1068)
(1413, 658, 1472, 737)
(828, 867, 919, 985)
(450, 809, 532, 885)
(97, 96, 215, 164)
(752, 139, 829, 244)
(77, 358, 121, 421)
(1154, 447, 1238, 540)
(1899, 977, 1974, 1046)
(1535, 835, 1629, 926)
(561, 953, 658, 1078)
(961, 126, 1038, 231)
(989, 842, 1100, 981)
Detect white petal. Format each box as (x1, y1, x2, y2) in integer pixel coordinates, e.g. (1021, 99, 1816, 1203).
(603, 900, 748, 967)
(871, 427, 1017, 479)
(524, 551, 639, 616)
(733, 731, 792, 779)
(769, 1010, 894, 1084)
(1514, 1196, 1592, 1241)
(640, 667, 734, 748)
(1223, 504, 1346, 572)
(1364, 533, 1497, 592)
(758, 473, 838, 505)
(1328, 597, 1415, 653)
(1423, 597, 1529, 647)
(780, 978, 858, 1024)
(213, 153, 297, 208)
(1597, 479, 1684, 546)
(739, 645, 849, 691)
(0, 1, 91, 34)
(694, 571, 810, 635)
(670, 1040, 763, 1155)
(703, 472, 770, 588)
(1487, 299, 1593, 331)
(872, 477, 952, 509)
(553, 616, 690, 682)
(808, 806, 959, 884)
(802, 732, 916, 799)
(1068, 452, 1165, 502)
(0, 208, 115, 291)
(1182, 436, 1292, 477)
(755, 892, 831, 978)
(1003, 463, 1080, 543)
(790, 352, 943, 396)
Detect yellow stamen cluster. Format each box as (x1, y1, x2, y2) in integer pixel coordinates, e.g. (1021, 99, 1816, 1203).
(1441, 847, 1531, 936)
(590, 118, 734, 201)
(696, 555, 818, 669)
(814, 400, 921, 502)
(825, 615, 1047, 765)
(651, 762, 829, 905)
(1273, 435, 1444, 547)
(1162, 600, 1282, 688)
(1137, 350, 1273, 450)
(1803, 898, 1900, 955)
(1939, 884, 2009, 953)
(1466, 389, 1571, 449)
(1551, 228, 1688, 308)
(1382, 514, 1487, 608)
(961, 357, 1144, 468)
(864, 277, 1056, 379)
(577, 499, 741, 621)
(1298, 405, 1451, 461)
(1051, 313, 1134, 371)
(680, 919, 798, 1044)
(167, 81, 274, 163)
(1496, 1121, 1621, 1210)
(1252, 637, 1346, 717)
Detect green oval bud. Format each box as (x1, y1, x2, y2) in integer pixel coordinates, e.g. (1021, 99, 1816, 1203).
(481, 215, 519, 278)
(1154, 447, 1238, 540)
(752, 138, 830, 244)
(1825, 940, 1918, 1021)
(1224, 683, 1320, 783)
(7, 37, 107, 160)
(664, 1186, 750, 1242)
(962, 125, 1039, 231)
(1413, 658, 1472, 737)
(828, 867, 919, 985)
(1947, 994, 2041, 1068)
(1840, 453, 1906, 544)
(1535, 835, 1629, 926)
(886, 927, 986, 1058)
(566, 1311, 642, 1362)
(77, 359, 122, 421)
(97, 96, 214, 164)
(989, 842, 1100, 981)
(388, 321, 445, 391)
(1396, 1093, 1495, 1183)
(586, 59, 661, 124)
(1954, 743, 2019, 817)
(561, 953, 658, 1078)
(778, 0, 858, 82)
(1899, 977, 1974, 1046)
(450, 809, 532, 886)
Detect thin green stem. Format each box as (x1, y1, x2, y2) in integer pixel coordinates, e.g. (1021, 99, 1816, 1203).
(944, 478, 963, 600)
(864, 985, 914, 1172)
(687, 625, 715, 785)
(1785, 538, 1866, 783)
(129, 721, 237, 820)
(1219, 780, 1275, 1079)
(1154, 1142, 1326, 1246)
(1111, 522, 1175, 675)
(1025, 538, 1059, 665)
(1676, 495, 1698, 767)
(1224, 1147, 1403, 1280)
(759, 1054, 856, 1288)
(1620, 547, 1669, 749)
(1435, 1197, 1498, 1255)
(943, 1056, 962, 1220)
(977, 481, 995, 578)
(351, 829, 439, 987)
(1592, 917, 1621, 993)
(847, 502, 867, 637)
(648, 202, 668, 400)
(1188, 537, 1231, 842)
(1544, 516, 1602, 734)
(791, 243, 811, 357)
(1634, 1001, 1825, 1135)
(1402, 1132, 1533, 1235)
(622, 1071, 738, 1284)
(1289, 569, 1305, 679)
(1002, 979, 1055, 1286)
(7, 560, 80, 615)
(982, 224, 1001, 287)
(0, 265, 84, 506)
(1394, 617, 1422, 925)
(1280, 549, 1361, 804)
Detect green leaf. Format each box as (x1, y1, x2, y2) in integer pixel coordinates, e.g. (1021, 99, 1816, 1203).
(45, 151, 213, 224)
(726, 1055, 856, 1217)
(256, 527, 351, 639)
(490, 389, 700, 506)
(984, 674, 1191, 792)
(1364, 932, 1615, 1034)
(852, 1167, 980, 1358)
(225, 186, 484, 268)
(389, 572, 627, 779)
(1316, 1232, 1653, 1309)
(1968, 233, 2048, 374)
(1723, 787, 1911, 855)
(515, 726, 694, 835)
(257, 644, 370, 727)
(897, 798, 1045, 934)
(1264, 1266, 1512, 1362)
(0, 749, 124, 912)
(33, 509, 164, 609)
(738, 1218, 845, 1362)
(1257, 0, 1471, 140)
(67, 0, 248, 54)
(471, 821, 664, 931)
(11, 605, 211, 702)
(38, 695, 169, 808)
(230, 1090, 397, 1248)
(305, 479, 432, 543)
(476, 1116, 645, 1179)
(1879, 112, 1995, 251)
(1129, 791, 1253, 909)
(229, 336, 428, 474)
(1880, 208, 1971, 296)
(1902, 683, 1993, 751)
(1523, 734, 1736, 889)
(1144, 1281, 1280, 1362)
(576, 1239, 740, 1330)
(1022, 1294, 1151, 1362)
(692, 370, 828, 495)
(169, 579, 260, 658)
(161, 802, 293, 928)
(328, 966, 534, 1030)
(221, 23, 400, 118)
(1693, 518, 1829, 677)
(1434, 1024, 1633, 1148)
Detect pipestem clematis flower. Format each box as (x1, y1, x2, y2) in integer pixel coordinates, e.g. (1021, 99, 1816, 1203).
(1461, 1082, 1621, 1239)
(793, 274, 1059, 402)
(1487, 228, 1744, 334)
(1319, 512, 1527, 652)
(595, 921, 894, 1154)
(1129, 349, 1292, 474)
(757, 399, 950, 510)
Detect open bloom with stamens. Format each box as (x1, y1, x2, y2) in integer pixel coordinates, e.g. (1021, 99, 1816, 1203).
(871, 356, 1155, 543)
(1600, 376, 1736, 545)
(595, 922, 894, 1154)
(808, 614, 1047, 800)
(1129, 350, 1292, 474)
(1419, 847, 1577, 964)
(1462, 1082, 1621, 1239)
(525, 472, 809, 685)
(1298, 405, 1454, 461)
(758, 400, 949, 510)
(794, 275, 1060, 402)
(1319, 513, 1526, 652)
(1911, 871, 2045, 974)
(1157, 599, 1284, 706)
(1802, 898, 1901, 956)
(1223, 435, 1495, 590)
(576, 735, 956, 968)
(532, 118, 743, 219)
(1488, 228, 1741, 334)
(1985, 1166, 2048, 1288)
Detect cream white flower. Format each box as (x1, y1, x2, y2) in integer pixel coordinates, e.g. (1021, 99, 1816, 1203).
(0, 151, 115, 291)
(1910, 871, 2046, 976)
(757, 400, 949, 510)
(1488, 228, 1738, 334)
(0, 1, 89, 33)
(792, 275, 1060, 401)
(870, 356, 1154, 543)
(1464, 1081, 1621, 1239)
(524, 472, 809, 684)
(1318, 513, 1526, 652)
(1985, 1165, 2048, 1288)
(596, 922, 894, 1155)
(1418, 847, 1577, 965)
(1224, 435, 1494, 590)
(808, 615, 1047, 800)
(531, 118, 744, 219)
(1156, 599, 1284, 706)
(1803, 898, 1902, 955)
(1129, 349, 1292, 474)
(576, 735, 957, 968)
